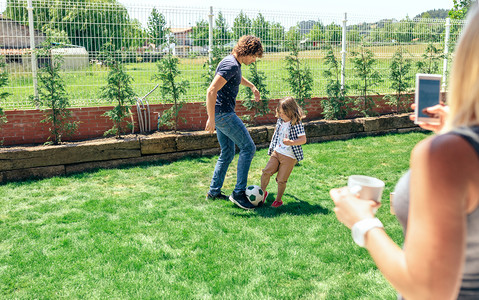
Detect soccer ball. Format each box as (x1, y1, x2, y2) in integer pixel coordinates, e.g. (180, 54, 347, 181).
(245, 185, 264, 206)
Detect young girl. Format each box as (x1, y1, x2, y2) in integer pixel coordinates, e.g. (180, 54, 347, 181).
(261, 97, 306, 207)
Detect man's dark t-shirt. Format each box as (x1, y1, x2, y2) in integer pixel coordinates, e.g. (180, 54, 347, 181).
(215, 54, 242, 113)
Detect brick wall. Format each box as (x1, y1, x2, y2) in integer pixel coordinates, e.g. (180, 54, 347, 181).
(1, 95, 413, 146)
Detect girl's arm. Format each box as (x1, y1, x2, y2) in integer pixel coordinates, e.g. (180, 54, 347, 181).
(332, 133, 475, 299)
(283, 135, 306, 146)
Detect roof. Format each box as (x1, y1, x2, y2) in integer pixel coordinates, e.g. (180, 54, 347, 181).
(170, 27, 192, 34)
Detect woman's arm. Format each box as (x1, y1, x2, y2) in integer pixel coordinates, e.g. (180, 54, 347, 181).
(331, 134, 474, 299)
(370, 134, 470, 299)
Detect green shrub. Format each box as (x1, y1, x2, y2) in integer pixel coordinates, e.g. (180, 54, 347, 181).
(384, 45, 413, 113)
(30, 45, 78, 145)
(100, 43, 137, 138)
(242, 61, 270, 125)
(322, 45, 351, 120)
(284, 26, 313, 112)
(0, 58, 9, 136)
(155, 51, 189, 132)
(350, 42, 383, 117)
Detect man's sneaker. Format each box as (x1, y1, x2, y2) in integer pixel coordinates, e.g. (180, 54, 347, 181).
(229, 191, 255, 210)
(206, 191, 229, 201)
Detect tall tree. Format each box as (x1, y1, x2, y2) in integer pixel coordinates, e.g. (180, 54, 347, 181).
(232, 11, 252, 40)
(449, 0, 474, 19)
(191, 20, 209, 47)
(306, 22, 323, 48)
(252, 14, 270, 44)
(323, 23, 342, 45)
(147, 8, 168, 50)
(4, 0, 133, 54)
(214, 11, 231, 45)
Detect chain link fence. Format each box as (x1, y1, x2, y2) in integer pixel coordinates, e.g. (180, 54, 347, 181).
(0, 1, 465, 109)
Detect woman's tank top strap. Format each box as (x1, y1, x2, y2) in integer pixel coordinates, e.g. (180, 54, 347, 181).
(449, 126, 479, 158)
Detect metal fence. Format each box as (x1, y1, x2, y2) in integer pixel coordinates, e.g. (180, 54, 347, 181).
(0, 0, 466, 109)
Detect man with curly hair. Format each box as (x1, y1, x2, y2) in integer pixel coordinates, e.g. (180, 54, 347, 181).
(205, 35, 264, 210)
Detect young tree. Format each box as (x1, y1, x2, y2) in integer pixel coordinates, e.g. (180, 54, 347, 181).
(147, 8, 168, 50)
(384, 45, 413, 113)
(30, 45, 78, 145)
(284, 26, 313, 111)
(322, 45, 351, 120)
(232, 11, 252, 40)
(202, 46, 229, 88)
(0, 58, 10, 135)
(100, 44, 137, 138)
(350, 42, 383, 117)
(416, 42, 443, 74)
(155, 52, 189, 132)
(242, 62, 270, 124)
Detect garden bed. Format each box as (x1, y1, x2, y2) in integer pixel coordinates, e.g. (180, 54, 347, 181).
(0, 113, 421, 183)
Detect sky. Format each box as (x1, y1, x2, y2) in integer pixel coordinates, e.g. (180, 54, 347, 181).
(123, 0, 455, 21)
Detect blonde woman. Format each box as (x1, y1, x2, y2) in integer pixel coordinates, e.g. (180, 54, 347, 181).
(330, 5, 479, 300)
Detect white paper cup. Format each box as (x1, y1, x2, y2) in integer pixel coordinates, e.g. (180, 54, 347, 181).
(348, 175, 385, 203)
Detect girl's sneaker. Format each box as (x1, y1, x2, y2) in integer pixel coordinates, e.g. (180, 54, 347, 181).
(261, 191, 268, 205)
(271, 200, 283, 208)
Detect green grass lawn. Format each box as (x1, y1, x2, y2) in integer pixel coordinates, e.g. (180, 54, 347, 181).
(0, 132, 429, 299)
(2, 43, 443, 109)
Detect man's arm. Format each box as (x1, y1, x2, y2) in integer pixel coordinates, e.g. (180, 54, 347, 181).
(205, 74, 227, 133)
(241, 76, 260, 102)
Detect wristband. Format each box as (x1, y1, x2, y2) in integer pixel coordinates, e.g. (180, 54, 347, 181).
(351, 218, 383, 247)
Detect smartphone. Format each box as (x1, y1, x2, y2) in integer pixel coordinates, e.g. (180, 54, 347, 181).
(414, 73, 442, 125)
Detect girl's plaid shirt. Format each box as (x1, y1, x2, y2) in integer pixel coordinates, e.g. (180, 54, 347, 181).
(267, 118, 305, 162)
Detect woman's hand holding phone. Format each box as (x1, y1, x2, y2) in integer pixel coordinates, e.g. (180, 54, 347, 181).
(409, 103, 450, 133)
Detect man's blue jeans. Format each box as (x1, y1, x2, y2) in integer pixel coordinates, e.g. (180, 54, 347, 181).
(209, 112, 256, 195)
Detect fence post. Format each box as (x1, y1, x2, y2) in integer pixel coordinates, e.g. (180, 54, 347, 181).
(442, 17, 451, 92)
(208, 6, 214, 67)
(27, 0, 38, 100)
(341, 12, 347, 90)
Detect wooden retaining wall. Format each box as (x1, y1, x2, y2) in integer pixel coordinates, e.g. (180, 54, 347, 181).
(0, 113, 424, 184)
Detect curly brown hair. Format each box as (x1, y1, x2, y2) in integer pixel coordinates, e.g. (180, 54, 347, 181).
(232, 35, 263, 58)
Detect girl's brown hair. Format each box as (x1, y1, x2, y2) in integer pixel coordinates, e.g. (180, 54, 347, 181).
(232, 35, 263, 58)
(276, 97, 304, 125)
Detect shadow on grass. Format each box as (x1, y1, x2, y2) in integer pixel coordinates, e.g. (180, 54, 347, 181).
(231, 193, 330, 218)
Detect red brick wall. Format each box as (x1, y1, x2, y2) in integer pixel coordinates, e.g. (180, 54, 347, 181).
(1, 95, 414, 146)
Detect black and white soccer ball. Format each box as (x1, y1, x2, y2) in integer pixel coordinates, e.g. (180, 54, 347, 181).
(245, 185, 265, 206)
